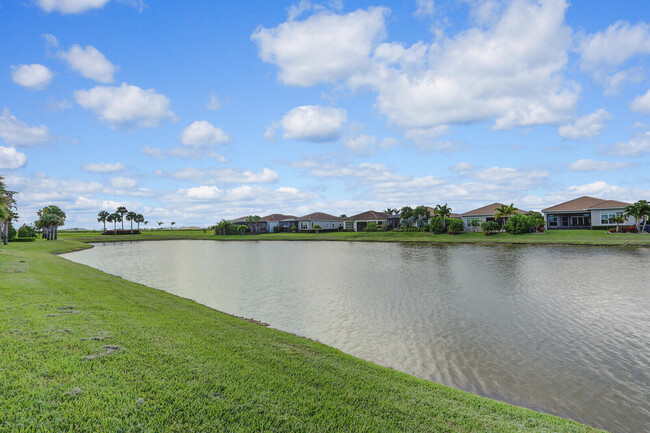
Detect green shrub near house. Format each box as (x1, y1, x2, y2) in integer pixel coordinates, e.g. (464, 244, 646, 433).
(504, 214, 534, 234)
(364, 222, 380, 232)
(482, 221, 501, 235)
(447, 218, 464, 234)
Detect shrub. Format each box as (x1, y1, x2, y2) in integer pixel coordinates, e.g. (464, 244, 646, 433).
(504, 214, 533, 234)
(429, 217, 444, 234)
(447, 218, 464, 234)
(290, 225, 297, 232)
(364, 222, 379, 232)
(272, 225, 281, 233)
(482, 221, 501, 235)
(7, 225, 17, 240)
(9, 237, 36, 242)
(17, 225, 37, 238)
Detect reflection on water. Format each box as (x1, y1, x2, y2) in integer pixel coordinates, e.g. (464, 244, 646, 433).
(64, 240, 650, 432)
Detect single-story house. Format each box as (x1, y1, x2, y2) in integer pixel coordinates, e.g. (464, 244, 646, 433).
(262, 214, 296, 233)
(541, 196, 633, 230)
(348, 210, 400, 232)
(230, 216, 268, 233)
(460, 203, 526, 231)
(296, 212, 344, 231)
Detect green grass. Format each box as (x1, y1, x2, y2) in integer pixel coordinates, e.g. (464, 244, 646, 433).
(59, 227, 650, 247)
(0, 239, 604, 432)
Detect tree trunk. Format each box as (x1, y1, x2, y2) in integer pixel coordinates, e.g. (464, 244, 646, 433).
(103, 221, 106, 232)
(0, 221, 3, 248)
(54, 225, 58, 240)
(3, 221, 7, 245)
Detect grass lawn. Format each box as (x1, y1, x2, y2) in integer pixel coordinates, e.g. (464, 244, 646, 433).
(1, 238, 605, 432)
(58, 227, 650, 247)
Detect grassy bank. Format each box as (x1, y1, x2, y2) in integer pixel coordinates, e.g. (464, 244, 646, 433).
(59, 227, 650, 247)
(0, 239, 603, 432)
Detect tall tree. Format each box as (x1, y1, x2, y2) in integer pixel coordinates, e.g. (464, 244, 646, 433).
(135, 214, 144, 231)
(36, 205, 66, 240)
(624, 200, 650, 233)
(116, 206, 128, 231)
(0, 176, 17, 245)
(608, 215, 626, 233)
(107, 212, 120, 232)
(171, 221, 176, 229)
(97, 210, 109, 232)
(245, 215, 261, 234)
(126, 211, 137, 233)
(157, 221, 164, 229)
(494, 203, 518, 226)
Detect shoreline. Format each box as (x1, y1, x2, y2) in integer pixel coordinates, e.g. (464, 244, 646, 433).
(1, 238, 606, 432)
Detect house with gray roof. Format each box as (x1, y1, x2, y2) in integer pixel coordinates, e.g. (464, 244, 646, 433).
(296, 212, 344, 232)
(460, 203, 526, 231)
(541, 196, 633, 230)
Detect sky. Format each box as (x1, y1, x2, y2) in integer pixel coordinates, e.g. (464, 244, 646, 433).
(2, 0, 650, 229)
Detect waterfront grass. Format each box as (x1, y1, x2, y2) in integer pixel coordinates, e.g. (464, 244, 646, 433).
(0, 239, 602, 432)
(60, 228, 650, 247)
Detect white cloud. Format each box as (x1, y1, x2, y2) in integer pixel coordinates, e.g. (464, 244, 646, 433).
(569, 159, 630, 171)
(174, 184, 317, 206)
(110, 176, 137, 188)
(609, 131, 650, 157)
(11, 64, 54, 90)
(74, 83, 175, 129)
(82, 162, 125, 172)
(579, 21, 650, 71)
(43, 33, 59, 48)
(468, 166, 549, 189)
(160, 167, 279, 184)
(630, 89, 650, 113)
(0, 109, 51, 146)
(452, 161, 473, 173)
(36, 0, 110, 14)
(558, 109, 611, 139)
(206, 94, 221, 110)
(180, 120, 231, 147)
(167, 146, 227, 161)
(59, 44, 117, 83)
(359, 0, 576, 131)
(414, 0, 434, 18)
(0, 146, 27, 169)
(579, 21, 650, 93)
(281, 105, 347, 142)
(252, 6, 388, 86)
(342, 133, 376, 156)
(264, 121, 279, 141)
(141, 145, 164, 158)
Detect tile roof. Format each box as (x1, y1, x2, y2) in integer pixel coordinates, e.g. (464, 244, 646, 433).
(350, 210, 392, 220)
(542, 196, 631, 213)
(261, 213, 296, 222)
(297, 212, 344, 221)
(461, 203, 508, 217)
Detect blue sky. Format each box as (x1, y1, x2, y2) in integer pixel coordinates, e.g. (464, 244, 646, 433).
(2, 0, 650, 229)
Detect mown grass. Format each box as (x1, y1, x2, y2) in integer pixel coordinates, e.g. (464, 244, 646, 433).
(0, 238, 605, 432)
(59, 227, 650, 247)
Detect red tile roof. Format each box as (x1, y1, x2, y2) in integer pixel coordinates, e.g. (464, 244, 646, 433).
(261, 213, 296, 222)
(460, 203, 524, 217)
(350, 210, 392, 220)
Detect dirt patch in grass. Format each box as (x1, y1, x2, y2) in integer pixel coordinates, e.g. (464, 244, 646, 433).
(82, 345, 122, 360)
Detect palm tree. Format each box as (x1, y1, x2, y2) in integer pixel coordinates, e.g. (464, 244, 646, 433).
(245, 215, 261, 234)
(0, 205, 8, 249)
(135, 214, 144, 231)
(624, 200, 650, 233)
(116, 206, 128, 231)
(144, 220, 149, 228)
(107, 212, 120, 232)
(97, 210, 109, 232)
(494, 203, 518, 227)
(608, 215, 626, 233)
(434, 203, 452, 233)
(157, 221, 164, 229)
(126, 211, 137, 233)
(36, 205, 66, 240)
(170, 221, 176, 229)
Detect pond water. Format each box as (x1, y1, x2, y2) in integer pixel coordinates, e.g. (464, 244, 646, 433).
(63, 240, 650, 432)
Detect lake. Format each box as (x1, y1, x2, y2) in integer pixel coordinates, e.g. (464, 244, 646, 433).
(63, 240, 650, 432)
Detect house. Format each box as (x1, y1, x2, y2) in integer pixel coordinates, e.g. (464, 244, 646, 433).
(262, 214, 296, 233)
(460, 203, 526, 231)
(296, 212, 344, 231)
(230, 216, 268, 233)
(348, 210, 400, 232)
(541, 196, 633, 230)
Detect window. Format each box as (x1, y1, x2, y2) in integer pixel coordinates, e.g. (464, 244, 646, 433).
(548, 215, 558, 227)
(300, 222, 308, 230)
(601, 211, 624, 224)
(467, 217, 481, 225)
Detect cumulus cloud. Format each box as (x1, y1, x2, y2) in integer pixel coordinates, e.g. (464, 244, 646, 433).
(342, 133, 376, 156)
(36, 0, 110, 14)
(110, 176, 137, 188)
(174, 184, 317, 206)
(180, 120, 231, 147)
(465, 166, 549, 189)
(82, 162, 125, 172)
(11, 64, 54, 90)
(159, 167, 279, 184)
(609, 131, 650, 157)
(558, 109, 611, 139)
(0, 109, 51, 146)
(59, 44, 117, 83)
(281, 105, 347, 142)
(0, 146, 28, 169)
(579, 21, 650, 92)
(355, 0, 576, 131)
(414, 0, 435, 18)
(569, 159, 630, 171)
(630, 89, 650, 113)
(74, 83, 175, 129)
(252, 6, 388, 86)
